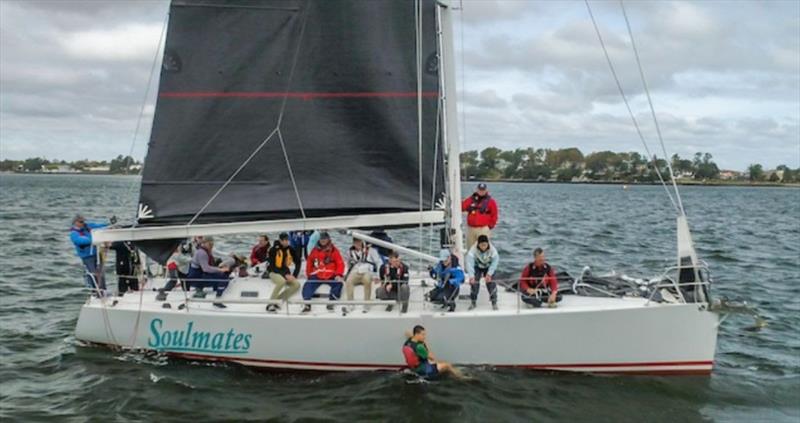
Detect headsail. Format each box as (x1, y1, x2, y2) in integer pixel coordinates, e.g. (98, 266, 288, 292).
(137, 0, 445, 227)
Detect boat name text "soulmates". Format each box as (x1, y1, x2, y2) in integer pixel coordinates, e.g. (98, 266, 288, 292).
(148, 318, 252, 354)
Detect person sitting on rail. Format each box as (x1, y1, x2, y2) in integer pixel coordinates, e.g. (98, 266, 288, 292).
(402, 325, 463, 379)
(266, 233, 300, 313)
(344, 237, 382, 312)
(186, 236, 230, 306)
(156, 244, 191, 301)
(465, 234, 500, 311)
(428, 249, 465, 312)
(376, 252, 410, 313)
(519, 248, 561, 308)
(249, 234, 270, 271)
(302, 232, 345, 313)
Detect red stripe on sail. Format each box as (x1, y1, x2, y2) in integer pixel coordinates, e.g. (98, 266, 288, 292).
(159, 91, 439, 99)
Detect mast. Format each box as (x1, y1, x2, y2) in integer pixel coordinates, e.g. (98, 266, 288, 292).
(437, 0, 464, 256)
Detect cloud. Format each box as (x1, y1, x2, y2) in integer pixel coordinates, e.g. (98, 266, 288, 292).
(0, 0, 798, 171)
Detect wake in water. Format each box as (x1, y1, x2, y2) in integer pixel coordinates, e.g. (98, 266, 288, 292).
(711, 298, 768, 331)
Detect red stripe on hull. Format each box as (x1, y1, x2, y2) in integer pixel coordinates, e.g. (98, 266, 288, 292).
(82, 341, 712, 376)
(159, 91, 438, 99)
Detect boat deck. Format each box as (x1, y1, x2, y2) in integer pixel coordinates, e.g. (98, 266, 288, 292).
(91, 272, 661, 317)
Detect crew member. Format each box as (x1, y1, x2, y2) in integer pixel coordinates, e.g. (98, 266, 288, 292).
(465, 234, 500, 310)
(69, 214, 108, 293)
(109, 240, 140, 294)
(345, 238, 382, 311)
(186, 236, 230, 307)
(461, 183, 499, 249)
(302, 232, 345, 313)
(250, 234, 270, 267)
(519, 248, 561, 308)
(428, 249, 465, 312)
(267, 233, 300, 312)
(376, 252, 410, 313)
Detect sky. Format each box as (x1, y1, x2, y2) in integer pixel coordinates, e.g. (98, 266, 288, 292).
(0, 0, 798, 171)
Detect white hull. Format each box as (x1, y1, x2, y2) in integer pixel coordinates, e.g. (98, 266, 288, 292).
(75, 276, 718, 375)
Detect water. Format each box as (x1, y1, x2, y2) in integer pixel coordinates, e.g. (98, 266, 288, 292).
(1, 174, 798, 422)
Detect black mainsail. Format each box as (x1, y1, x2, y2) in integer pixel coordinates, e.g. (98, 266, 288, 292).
(137, 0, 445, 227)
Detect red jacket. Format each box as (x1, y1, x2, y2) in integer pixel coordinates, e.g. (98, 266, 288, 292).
(520, 262, 558, 293)
(306, 244, 345, 280)
(461, 193, 498, 229)
(250, 244, 269, 266)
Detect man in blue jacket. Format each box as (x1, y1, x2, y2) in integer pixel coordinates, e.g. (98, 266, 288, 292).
(428, 249, 465, 312)
(69, 214, 108, 292)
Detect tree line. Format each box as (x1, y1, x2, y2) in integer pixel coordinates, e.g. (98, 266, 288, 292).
(1, 155, 141, 174)
(459, 147, 799, 184)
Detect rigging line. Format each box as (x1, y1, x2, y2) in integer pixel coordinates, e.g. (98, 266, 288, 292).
(186, 6, 309, 226)
(186, 128, 278, 225)
(276, 4, 311, 128)
(417, 0, 424, 258)
(583, 0, 679, 213)
(429, 82, 442, 254)
(277, 128, 306, 219)
(458, 0, 466, 153)
(124, 9, 169, 204)
(619, 0, 686, 216)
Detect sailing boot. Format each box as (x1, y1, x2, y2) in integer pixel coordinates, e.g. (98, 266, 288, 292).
(468, 301, 477, 310)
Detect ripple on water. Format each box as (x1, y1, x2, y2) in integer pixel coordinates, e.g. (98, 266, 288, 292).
(2, 176, 799, 421)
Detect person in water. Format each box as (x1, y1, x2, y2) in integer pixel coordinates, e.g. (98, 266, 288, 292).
(109, 240, 140, 295)
(267, 233, 300, 312)
(403, 325, 462, 379)
(376, 252, 410, 313)
(519, 248, 561, 308)
(156, 244, 191, 301)
(249, 234, 270, 268)
(302, 232, 345, 313)
(465, 234, 500, 310)
(461, 183, 499, 249)
(186, 236, 230, 306)
(344, 237, 382, 310)
(428, 249, 465, 312)
(69, 214, 108, 293)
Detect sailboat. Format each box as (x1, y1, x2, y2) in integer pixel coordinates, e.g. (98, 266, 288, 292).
(75, 0, 719, 375)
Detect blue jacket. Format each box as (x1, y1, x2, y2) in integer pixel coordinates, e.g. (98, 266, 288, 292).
(430, 261, 465, 288)
(69, 222, 107, 258)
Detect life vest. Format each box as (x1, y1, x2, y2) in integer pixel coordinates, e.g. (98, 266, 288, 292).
(402, 339, 423, 369)
(382, 263, 407, 281)
(349, 246, 378, 273)
(526, 262, 553, 290)
(466, 193, 492, 215)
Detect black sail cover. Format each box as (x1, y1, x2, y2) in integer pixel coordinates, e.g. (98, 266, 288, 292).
(137, 0, 445, 226)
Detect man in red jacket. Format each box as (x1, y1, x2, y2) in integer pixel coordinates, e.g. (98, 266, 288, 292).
(519, 248, 561, 308)
(302, 232, 345, 312)
(461, 183, 499, 248)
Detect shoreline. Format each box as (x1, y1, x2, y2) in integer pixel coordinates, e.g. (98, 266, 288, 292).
(4, 171, 798, 188)
(465, 178, 800, 188)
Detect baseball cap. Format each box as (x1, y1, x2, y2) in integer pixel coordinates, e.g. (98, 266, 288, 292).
(477, 183, 487, 190)
(319, 231, 331, 240)
(279, 232, 289, 240)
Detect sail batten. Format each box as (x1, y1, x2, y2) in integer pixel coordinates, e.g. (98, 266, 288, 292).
(137, 0, 444, 227)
